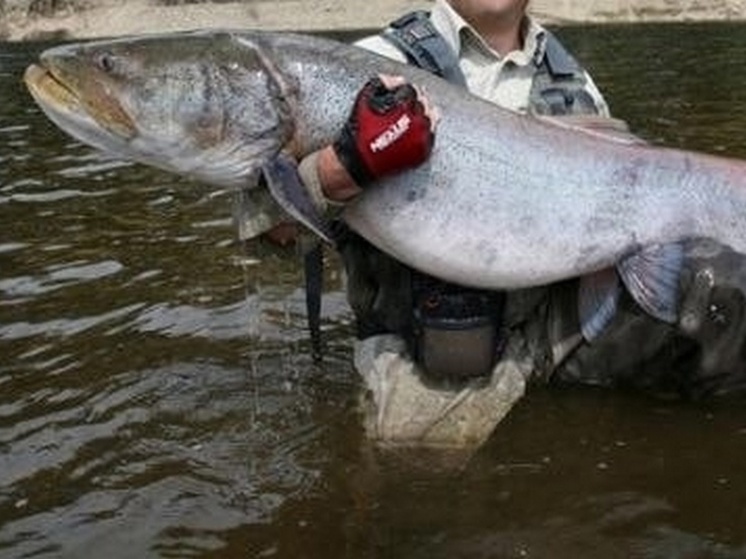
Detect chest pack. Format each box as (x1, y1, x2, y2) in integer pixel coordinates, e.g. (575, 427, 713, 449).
(381, 11, 599, 116)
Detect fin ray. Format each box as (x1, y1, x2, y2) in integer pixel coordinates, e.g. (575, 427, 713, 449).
(262, 153, 333, 243)
(617, 243, 684, 323)
(578, 268, 622, 341)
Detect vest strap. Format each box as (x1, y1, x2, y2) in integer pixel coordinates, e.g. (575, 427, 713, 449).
(382, 11, 467, 87)
(540, 30, 583, 78)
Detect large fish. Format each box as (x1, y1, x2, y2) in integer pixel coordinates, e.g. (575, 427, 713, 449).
(23, 30, 746, 338)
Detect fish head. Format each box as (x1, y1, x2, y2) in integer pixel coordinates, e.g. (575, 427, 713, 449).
(24, 31, 296, 188)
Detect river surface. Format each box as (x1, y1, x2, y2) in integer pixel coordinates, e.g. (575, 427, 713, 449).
(1, 24, 746, 559)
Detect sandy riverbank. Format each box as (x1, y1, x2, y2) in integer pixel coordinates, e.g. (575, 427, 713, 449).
(1, 0, 430, 41)
(1, 0, 745, 41)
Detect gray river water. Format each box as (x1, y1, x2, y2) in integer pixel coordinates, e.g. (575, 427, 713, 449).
(1, 24, 746, 559)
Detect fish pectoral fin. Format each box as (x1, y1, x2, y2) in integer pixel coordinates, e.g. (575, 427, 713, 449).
(232, 184, 289, 241)
(617, 243, 685, 324)
(578, 267, 622, 341)
(262, 153, 333, 243)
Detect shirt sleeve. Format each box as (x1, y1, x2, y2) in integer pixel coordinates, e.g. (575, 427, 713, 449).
(297, 151, 326, 211)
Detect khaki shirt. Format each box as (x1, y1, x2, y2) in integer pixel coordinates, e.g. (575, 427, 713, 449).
(356, 0, 609, 116)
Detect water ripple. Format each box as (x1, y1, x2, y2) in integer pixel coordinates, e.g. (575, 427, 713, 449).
(130, 290, 349, 341)
(8, 188, 116, 203)
(0, 303, 144, 340)
(2, 25, 746, 559)
(0, 259, 125, 297)
(0, 243, 28, 254)
(0, 359, 324, 557)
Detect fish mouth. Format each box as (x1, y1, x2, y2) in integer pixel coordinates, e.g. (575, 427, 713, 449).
(24, 61, 136, 144)
(24, 63, 84, 116)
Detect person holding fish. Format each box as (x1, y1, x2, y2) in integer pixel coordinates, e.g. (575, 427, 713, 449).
(288, 0, 746, 449)
(291, 0, 618, 448)
(24, 0, 746, 450)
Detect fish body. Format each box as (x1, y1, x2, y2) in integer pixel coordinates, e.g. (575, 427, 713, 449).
(23, 30, 746, 296)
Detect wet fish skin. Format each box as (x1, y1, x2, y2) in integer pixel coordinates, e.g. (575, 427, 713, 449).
(23, 30, 746, 294)
(25, 32, 297, 189)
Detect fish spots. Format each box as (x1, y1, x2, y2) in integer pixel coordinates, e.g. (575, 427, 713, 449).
(612, 157, 645, 187)
(405, 182, 427, 202)
(479, 241, 498, 267)
(188, 65, 225, 148)
(518, 213, 537, 233)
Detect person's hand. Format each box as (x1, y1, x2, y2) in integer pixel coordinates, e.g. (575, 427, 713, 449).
(263, 221, 298, 247)
(333, 75, 438, 188)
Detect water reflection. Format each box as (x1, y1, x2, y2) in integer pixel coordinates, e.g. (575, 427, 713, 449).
(1, 24, 746, 559)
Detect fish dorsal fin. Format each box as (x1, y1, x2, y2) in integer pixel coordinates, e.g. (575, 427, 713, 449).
(538, 115, 647, 145)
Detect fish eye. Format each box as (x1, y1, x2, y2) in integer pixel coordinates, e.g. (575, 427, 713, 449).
(95, 52, 117, 73)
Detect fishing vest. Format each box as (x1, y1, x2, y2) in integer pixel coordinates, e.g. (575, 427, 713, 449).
(338, 13, 603, 378)
(382, 11, 601, 116)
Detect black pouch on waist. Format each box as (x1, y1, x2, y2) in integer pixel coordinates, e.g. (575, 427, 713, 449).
(412, 274, 505, 382)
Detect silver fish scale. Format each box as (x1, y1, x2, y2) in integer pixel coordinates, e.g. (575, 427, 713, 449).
(248, 32, 746, 288)
(29, 30, 746, 290)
